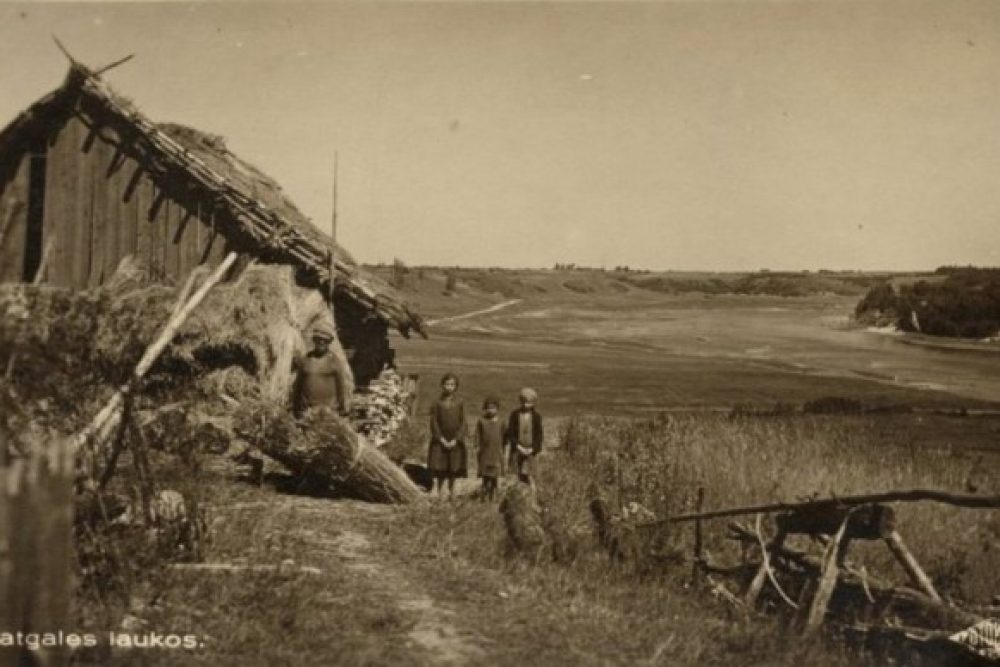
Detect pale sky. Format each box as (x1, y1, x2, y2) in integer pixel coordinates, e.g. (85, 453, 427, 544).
(1, 1, 998, 271)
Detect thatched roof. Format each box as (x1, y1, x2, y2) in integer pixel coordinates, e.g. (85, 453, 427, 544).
(0, 62, 425, 337)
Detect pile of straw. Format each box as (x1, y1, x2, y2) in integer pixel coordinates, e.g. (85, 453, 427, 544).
(0, 260, 330, 403)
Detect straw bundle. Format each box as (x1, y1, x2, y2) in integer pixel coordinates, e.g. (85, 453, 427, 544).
(499, 484, 546, 556)
(234, 401, 424, 504)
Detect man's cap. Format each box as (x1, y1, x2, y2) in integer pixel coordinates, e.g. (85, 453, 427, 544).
(310, 320, 337, 342)
(519, 387, 538, 402)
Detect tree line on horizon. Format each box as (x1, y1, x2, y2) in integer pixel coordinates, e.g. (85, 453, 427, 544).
(855, 267, 1000, 339)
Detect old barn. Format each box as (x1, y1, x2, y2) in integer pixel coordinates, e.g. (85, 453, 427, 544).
(0, 61, 424, 387)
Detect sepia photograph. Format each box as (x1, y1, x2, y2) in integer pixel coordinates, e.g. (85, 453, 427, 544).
(1, 1, 999, 665)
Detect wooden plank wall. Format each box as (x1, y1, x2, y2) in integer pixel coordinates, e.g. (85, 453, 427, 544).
(0, 151, 30, 282)
(6, 110, 246, 289)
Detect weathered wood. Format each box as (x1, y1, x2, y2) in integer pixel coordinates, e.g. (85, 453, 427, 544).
(100, 129, 123, 282)
(0, 157, 29, 282)
(73, 115, 94, 287)
(43, 119, 75, 286)
(176, 206, 195, 278)
(75, 66, 424, 336)
(693, 486, 705, 580)
(93, 53, 135, 76)
(803, 517, 851, 634)
(745, 528, 787, 607)
(121, 160, 139, 258)
(88, 124, 108, 286)
(135, 173, 153, 271)
(1, 435, 75, 667)
(151, 185, 169, 279)
(885, 530, 942, 603)
(727, 522, 980, 629)
(651, 489, 1000, 527)
(776, 503, 896, 540)
(589, 496, 623, 560)
(39, 236, 55, 281)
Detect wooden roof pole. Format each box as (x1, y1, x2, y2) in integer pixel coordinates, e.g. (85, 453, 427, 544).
(329, 150, 338, 305)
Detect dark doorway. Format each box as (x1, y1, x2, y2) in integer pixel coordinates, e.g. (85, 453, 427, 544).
(21, 138, 47, 281)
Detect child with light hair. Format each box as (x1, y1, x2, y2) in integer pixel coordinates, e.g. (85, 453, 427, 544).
(505, 387, 544, 489)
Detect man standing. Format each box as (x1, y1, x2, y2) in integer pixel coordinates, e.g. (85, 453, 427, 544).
(293, 321, 353, 417)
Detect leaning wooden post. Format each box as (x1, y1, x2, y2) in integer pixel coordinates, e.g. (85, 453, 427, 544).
(71, 251, 239, 459)
(884, 530, 942, 603)
(803, 517, 851, 635)
(0, 200, 22, 250)
(692, 486, 705, 581)
(745, 526, 787, 607)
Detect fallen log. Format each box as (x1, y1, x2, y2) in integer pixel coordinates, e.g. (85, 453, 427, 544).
(841, 622, 1000, 667)
(235, 403, 424, 504)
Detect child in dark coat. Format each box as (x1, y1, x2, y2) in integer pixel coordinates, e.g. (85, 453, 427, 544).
(505, 387, 544, 490)
(427, 373, 468, 499)
(475, 396, 505, 501)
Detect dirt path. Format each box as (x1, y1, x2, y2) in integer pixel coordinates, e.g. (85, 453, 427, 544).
(426, 299, 521, 326)
(285, 498, 488, 665)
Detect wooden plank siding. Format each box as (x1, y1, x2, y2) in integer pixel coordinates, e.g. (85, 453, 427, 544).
(86, 121, 108, 287)
(101, 128, 125, 279)
(5, 109, 270, 289)
(43, 117, 76, 287)
(0, 151, 30, 282)
(72, 115, 94, 288)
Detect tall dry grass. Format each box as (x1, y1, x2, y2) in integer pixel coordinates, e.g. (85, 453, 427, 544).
(395, 412, 1000, 665)
(556, 414, 1000, 603)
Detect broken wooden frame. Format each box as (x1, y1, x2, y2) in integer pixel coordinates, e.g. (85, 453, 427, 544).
(642, 489, 1000, 636)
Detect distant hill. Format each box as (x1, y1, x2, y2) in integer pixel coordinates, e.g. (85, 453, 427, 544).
(365, 264, 913, 319)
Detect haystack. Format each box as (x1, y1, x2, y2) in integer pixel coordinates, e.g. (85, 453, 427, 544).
(0, 259, 342, 404)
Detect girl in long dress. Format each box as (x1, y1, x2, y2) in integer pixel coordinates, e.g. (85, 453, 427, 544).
(427, 373, 468, 499)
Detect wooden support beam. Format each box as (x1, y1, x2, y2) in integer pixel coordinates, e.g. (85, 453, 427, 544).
(692, 486, 705, 581)
(776, 503, 895, 540)
(71, 251, 239, 459)
(646, 489, 1000, 528)
(803, 518, 851, 635)
(745, 528, 786, 607)
(885, 530, 942, 603)
(0, 201, 21, 249)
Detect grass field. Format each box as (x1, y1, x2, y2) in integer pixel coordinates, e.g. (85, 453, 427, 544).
(383, 411, 1000, 665)
(396, 290, 1000, 419)
(65, 276, 1000, 666)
